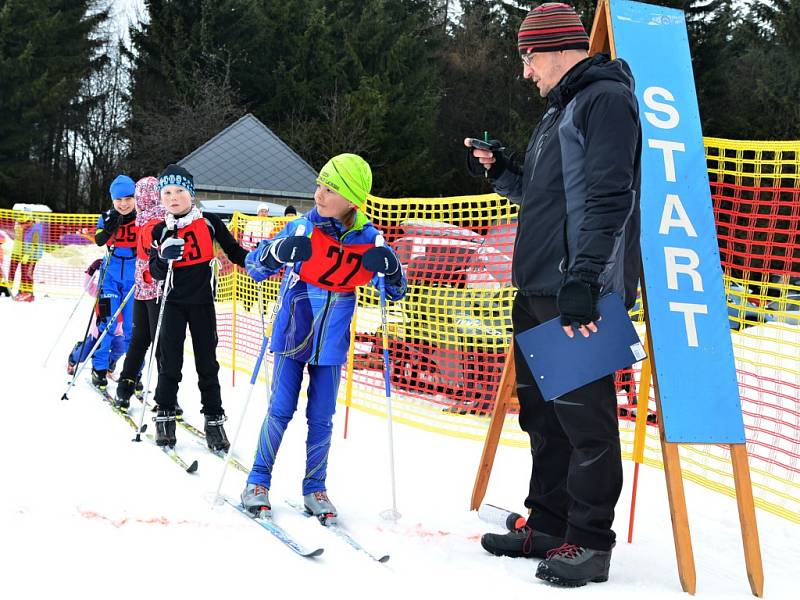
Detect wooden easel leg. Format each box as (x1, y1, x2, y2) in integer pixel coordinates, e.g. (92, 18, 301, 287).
(470, 345, 516, 510)
(730, 444, 764, 597)
(661, 440, 697, 594)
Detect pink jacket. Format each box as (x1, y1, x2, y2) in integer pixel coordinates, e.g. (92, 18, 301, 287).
(134, 177, 164, 300)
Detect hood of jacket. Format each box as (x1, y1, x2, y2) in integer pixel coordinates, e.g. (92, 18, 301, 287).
(135, 176, 164, 227)
(548, 54, 635, 109)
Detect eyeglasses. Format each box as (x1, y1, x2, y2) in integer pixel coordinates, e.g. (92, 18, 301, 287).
(520, 51, 534, 67)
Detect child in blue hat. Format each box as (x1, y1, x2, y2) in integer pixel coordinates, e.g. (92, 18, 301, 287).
(90, 174, 137, 390)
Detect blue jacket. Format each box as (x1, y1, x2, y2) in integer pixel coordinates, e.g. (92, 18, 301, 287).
(246, 208, 406, 365)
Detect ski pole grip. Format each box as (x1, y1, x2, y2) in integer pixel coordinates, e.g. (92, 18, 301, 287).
(375, 234, 385, 279)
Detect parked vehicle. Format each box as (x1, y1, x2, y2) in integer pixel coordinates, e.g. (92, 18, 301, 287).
(355, 219, 516, 415)
(766, 292, 800, 326)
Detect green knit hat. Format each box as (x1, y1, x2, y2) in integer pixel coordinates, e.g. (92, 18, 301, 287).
(316, 153, 372, 209)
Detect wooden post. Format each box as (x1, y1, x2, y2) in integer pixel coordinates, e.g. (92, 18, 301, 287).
(589, 0, 615, 56)
(640, 277, 697, 594)
(731, 444, 765, 597)
(470, 343, 517, 510)
(231, 213, 238, 387)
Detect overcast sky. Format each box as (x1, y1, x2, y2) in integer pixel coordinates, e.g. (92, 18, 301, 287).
(112, 0, 146, 43)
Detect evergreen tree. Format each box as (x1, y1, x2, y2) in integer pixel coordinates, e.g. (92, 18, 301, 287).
(0, 0, 108, 210)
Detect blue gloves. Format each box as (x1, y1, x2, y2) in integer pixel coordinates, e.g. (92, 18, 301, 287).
(363, 246, 401, 283)
(557, 272, 601, 327)
(259, 235, 312, 268)
(158, 237, 185, 261)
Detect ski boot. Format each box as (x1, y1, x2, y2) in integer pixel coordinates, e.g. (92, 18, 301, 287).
(303, 491, 338, 525)
(134, 377, 144, 400)
(67, 358, 77, 376)
(241, 483, 271, 518)
(114, 378, 136, 410)
(535, 544, 613, 587)
(91, 368, 108, 390)
(204, 414, 230, 452)
(151, 402, 183, 418)
(154, 409, 177, 447)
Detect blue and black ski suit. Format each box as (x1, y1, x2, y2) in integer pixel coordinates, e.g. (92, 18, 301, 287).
(244, 208, 406, 495)
(92, 210, 137, 372)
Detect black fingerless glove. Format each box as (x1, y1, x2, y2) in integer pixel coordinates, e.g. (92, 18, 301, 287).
(557, 272, 601, 327)
(465, 139, 510, 179)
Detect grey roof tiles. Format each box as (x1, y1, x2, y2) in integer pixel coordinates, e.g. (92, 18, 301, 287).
(179, 113, 317, 199)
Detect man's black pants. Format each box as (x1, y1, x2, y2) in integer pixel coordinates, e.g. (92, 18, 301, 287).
(513, 293, 622, 551)
(154, 301, 223, 415)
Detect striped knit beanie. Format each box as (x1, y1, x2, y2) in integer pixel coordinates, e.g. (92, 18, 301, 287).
(518, 3, 589, 55)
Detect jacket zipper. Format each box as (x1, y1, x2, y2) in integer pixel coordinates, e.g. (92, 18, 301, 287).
(311, 222, 360, 363)
(313, 290, 333, 364)
(531, 106, 560, 178)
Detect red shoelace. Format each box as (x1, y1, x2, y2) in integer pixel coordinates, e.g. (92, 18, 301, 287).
(546, 543, 583, 560)
(522, 527, 535, 555)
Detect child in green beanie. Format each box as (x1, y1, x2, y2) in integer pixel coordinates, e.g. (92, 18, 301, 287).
(241, 153, 407, 523)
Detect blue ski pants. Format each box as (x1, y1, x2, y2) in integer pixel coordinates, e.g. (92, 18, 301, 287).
(247, 355, 341, 495)
(92, 275, 134, 371)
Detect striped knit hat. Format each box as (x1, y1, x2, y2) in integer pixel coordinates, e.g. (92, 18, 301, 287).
(518, 3, 589, 55)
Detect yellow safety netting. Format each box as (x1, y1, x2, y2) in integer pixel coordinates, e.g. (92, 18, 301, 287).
(3, 136, 798, 523)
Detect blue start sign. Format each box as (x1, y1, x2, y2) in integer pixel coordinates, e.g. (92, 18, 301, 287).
(610, 0, 746, 443)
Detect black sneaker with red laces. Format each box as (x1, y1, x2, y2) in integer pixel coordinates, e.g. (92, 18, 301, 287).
(480, 526, 563, 559)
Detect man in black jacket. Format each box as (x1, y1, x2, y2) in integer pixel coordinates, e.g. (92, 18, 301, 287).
(466, 3, 642, 588)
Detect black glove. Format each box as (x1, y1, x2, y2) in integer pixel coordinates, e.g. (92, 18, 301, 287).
(466, 139, 510, 179)
(102, 209, 122, 234)
(363, 246, 402, 284)
(260, 235, 312, 267)
(557, 272, 601, 327)
(158, 236, 185, 261)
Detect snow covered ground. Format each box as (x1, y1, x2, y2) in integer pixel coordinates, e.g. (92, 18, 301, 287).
(1, 297, 795, 599)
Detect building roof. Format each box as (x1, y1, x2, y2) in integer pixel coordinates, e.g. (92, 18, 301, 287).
(179, 113, 317, 199)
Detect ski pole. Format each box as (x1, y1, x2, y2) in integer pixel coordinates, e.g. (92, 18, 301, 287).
(42, 281, 88, 368)
(60, 251, 113, 389)
(60, 283, 135, 401)
(213, 224, 306, 505)
(258, 281, 271, 401)
(375, 235, 401, 521)
(133, 259, 175, 442)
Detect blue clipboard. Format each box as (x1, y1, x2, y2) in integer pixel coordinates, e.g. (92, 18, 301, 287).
(515, 293, 647, 401)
